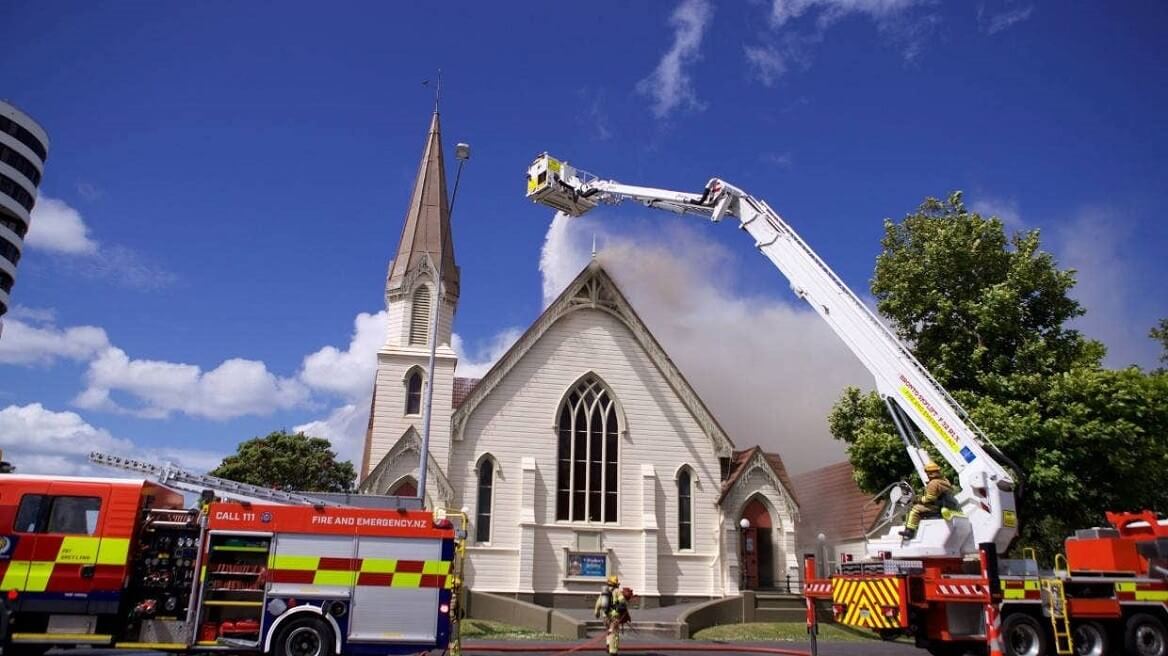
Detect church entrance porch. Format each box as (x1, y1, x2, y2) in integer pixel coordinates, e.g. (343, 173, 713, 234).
(740, 497, 775, 590)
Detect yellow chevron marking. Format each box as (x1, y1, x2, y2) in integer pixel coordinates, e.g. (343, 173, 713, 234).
(833, 578, 899, 629)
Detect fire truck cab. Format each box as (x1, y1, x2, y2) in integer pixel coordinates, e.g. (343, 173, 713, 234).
(0, 475, 462, 656)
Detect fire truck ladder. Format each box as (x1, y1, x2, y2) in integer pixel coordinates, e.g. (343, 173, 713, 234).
(1041, 553, 1073, 655)
(88, 451, 344, 507)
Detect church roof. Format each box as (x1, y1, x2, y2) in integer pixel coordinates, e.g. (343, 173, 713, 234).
(791, 460, 883, 544)
(387, 112, 459, 297)
(450, 260, 735, 457)
(720, 446, 800, 508)
(452, 376, 478, 408)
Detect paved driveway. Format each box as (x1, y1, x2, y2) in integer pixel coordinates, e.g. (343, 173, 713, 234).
(459, 639, 924, 655)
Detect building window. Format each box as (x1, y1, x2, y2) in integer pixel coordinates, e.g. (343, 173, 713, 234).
(556, 375, 619, 523)
(409, 285, 432, 346)
(405, 370, 423, 415)
(678, 467, 693, 550)
(476, 457, 494, 543)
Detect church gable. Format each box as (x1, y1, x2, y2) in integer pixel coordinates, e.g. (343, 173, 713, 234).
(361, 427, 455, 503)
(451, 261, 734, 457)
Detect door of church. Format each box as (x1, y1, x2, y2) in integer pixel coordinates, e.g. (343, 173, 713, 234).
(742, 528, 759, 589)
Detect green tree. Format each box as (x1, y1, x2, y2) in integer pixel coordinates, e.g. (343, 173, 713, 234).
(1152, 319, 1168, 365)
(211, 431, 356, 493)
(830, 192, 1167, 557)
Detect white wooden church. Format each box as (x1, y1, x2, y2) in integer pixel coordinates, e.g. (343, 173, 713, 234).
(359, 111, 802, 606)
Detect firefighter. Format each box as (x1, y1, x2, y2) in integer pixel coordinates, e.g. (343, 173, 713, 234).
(899, 461, 954, 539)
(593, 574, 628, 655)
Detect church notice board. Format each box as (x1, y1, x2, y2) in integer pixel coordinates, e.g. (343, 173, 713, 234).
(566, 552, 607, 578)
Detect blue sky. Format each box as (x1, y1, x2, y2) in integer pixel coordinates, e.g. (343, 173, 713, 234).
(1, 1, 1165, 476)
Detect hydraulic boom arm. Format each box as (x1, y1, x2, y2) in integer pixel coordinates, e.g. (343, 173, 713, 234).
(526, 154, 1018, 556)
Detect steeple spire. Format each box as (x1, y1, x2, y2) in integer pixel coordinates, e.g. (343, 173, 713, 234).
(387, 110, 460, 298)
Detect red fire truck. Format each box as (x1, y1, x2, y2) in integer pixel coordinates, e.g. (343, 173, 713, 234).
(804, 510, 1168, 656)
(0, 467, 465, 656)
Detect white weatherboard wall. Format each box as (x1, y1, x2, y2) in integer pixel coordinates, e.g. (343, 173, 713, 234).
(448, 308, 725, 600)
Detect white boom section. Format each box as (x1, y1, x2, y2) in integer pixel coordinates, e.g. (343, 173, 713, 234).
(526, 154, 1017, 556)
(88, 451, 343, 507)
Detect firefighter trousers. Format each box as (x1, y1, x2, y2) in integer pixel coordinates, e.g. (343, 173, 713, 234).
(606, 617, 621, 654)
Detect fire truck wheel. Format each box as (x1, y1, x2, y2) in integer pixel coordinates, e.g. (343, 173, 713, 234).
(1001, 612, 1047, 656)
(1071, 621, 1108, 656)
(1125, 613, 1167, 656)
(273, 615, 335, 656)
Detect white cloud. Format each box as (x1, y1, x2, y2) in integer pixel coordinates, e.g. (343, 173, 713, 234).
(8, 306, 56, 323)
(452, 328, 524, 379)
(538, 211, 867, 473)
(636, 0, 714, 119)
(967, 196, 1160, 370)
(300, 311, 387, 400)
(1053, 208, 1161, 369)
(23, 196, 175, 290)
(763, 151, 795, 168)
(769, 0, 924, 28)
(978, 3, 1033, 34)
(26, 197, 99, 254)
(68, 245, 177, 291)
(294, 401, 370, 467)
(744, 45, 789, 86)
(76, 347, 309, 420)
(971, 196, 1023, 229)
(746, 0, 935, 80)
(0, 318, 110, 366)
(0, 403, 223, 476)
(76, 182, 102, 201)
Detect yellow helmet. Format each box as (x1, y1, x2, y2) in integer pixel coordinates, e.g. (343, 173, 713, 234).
(607, 575, 619, 586)
(924, 462, 941, 474)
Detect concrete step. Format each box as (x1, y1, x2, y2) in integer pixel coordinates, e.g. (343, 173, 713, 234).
(583, 621, 684, 639)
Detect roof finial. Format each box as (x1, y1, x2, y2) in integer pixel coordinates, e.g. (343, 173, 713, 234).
(434, 68, 441, 114)
(592, 233, 598, 259)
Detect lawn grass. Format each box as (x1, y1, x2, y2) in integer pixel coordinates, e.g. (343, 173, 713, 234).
(692, 621, 892, 642)
(459, 619, 561, 641)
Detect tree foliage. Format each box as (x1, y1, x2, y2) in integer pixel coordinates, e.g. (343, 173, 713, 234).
(830, 192, 1168, 557)
(1152, 318, 1168, 365)
(211, 431, 356, 493)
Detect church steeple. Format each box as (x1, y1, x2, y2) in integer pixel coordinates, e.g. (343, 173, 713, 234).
(387, 111, 460, 299)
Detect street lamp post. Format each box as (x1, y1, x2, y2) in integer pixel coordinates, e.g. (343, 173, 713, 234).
(739, 518, 751, 592)
(417, 141, 470, 505)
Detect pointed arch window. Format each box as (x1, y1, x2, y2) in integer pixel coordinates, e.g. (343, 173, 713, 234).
(556, 375, 619, 523)
(476, 456, 495, 543)
(409, 285, 432, 346)
(405, 370, 423, 416)
(678, 467, 693, 550)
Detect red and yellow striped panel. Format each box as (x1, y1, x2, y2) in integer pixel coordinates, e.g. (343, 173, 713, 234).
(0, 537, 130, 592)
(267, 555, 452, 588)
(832, 577, 903, 629)
(1116, 581, 1168, 602)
